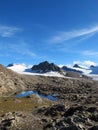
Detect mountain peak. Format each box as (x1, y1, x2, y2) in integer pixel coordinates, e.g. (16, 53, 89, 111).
(32, 61, 63, 73)
(73, 64, 81, 68)
(90, 65, 96, 68)
(7, 63, 14, 67)
(62, 66, 83, 74)
(38, 61, 50, 66)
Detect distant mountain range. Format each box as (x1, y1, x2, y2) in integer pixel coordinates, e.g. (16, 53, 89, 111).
(7, 61, 98, 79)
(7, 61, 65, 77)
(63, 64, 98, 75)
(62, 65, 83, 74)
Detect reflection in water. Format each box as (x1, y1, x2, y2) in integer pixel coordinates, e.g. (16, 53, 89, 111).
(16, 91, 58, 101)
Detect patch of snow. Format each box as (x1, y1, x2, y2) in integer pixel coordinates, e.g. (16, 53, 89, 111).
(67, 66, 92, 74)
(7, 64, 64, 77)
(86, 74, 98, 81)
(18, 71, 64, 77)
(7, 63, 98, 79)
(58, 64, 64, 68)
(7, 63, 30, 72)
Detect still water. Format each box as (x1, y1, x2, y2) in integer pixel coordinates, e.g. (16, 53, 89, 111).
(16, 91, 58, 101)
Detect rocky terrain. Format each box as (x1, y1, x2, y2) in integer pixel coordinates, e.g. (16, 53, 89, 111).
(0, 64, 98, 129)
(0, 64, 26, 96)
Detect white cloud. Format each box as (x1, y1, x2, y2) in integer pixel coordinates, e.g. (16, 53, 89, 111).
(0, 25, 21, 37)
(0, 42, 36, 58)
(20, 50, 36, 57)
(9, 43, 36, 58)
(50, 25, 98, 43)
(82, 50, 98, 57)
(83, 61, 97, 67)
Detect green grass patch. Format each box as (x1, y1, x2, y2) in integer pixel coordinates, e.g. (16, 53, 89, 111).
(0, 96, 54, 115)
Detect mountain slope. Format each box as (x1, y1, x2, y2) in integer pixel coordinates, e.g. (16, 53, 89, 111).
(7, 63, 28, 72)
(7, 61, 98, 81)
(7, 62, 65, 77)
(62, 64, 92, 74)
(62, 66, 83, 74)
(0, 64, 29, 96)
(32, 61, 64, 74)
(90, 65, 98, 74)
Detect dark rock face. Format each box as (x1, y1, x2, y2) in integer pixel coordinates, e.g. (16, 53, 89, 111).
(90, 65, 98, 74)
(0, 118, 13, 130)
(32, 61, 63, 73)
(73, 64, 81, 68)
(7, 63, 14, 67)
(62, 66, 82, 74)
(90, 65, 96, 68)
(88, 126, 98, 130)
(64, 106, 83, 117)
(44, 104, 65, 117)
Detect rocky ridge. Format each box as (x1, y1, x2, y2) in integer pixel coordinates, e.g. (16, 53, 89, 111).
(62, 66, 83, 74)
(0, 64, 34, 96)
(32, 61, 64, 74)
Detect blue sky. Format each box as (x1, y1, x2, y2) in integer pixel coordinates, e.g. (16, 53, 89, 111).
(0, 0, 98, 66)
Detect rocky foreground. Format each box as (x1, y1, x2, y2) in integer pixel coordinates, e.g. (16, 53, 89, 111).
(0, 64, 98, 129)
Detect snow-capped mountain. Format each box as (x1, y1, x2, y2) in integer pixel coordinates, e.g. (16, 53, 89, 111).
(90, 65, 98, 74)
(62, 66, 83, 74)
(7, 61, 98, 80)
(73, 64, 82, 68)
(7, 62, 64, 77)
(61, 64, 98, 80)
(7, 63, 29, 73)
(62, 64, 92, 74)
(31, 61, 63, 74)
(72, 64, 98, 75)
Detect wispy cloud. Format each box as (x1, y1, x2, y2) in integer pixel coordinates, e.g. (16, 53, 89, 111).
(81, 50, 98, 57)
(9, 43, 36, 57)
(0, 42, 36, 58)
(49, 25, 98, 43)
(0, 25, 21, 37)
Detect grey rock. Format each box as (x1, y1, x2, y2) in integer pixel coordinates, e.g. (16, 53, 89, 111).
(32, 61, 64, 74)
